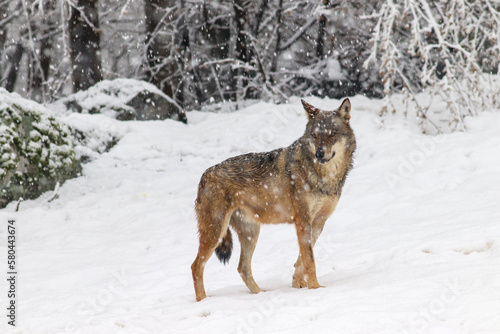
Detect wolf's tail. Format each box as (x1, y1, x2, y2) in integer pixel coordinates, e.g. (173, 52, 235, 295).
(215, 229, 233, 265)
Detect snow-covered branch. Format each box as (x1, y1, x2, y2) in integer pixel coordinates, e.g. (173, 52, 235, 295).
(368, 0, 500, 133)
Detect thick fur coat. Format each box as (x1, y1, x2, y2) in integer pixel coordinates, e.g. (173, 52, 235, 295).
(191, 99, 356, 301)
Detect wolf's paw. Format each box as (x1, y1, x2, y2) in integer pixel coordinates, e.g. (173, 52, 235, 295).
(292, 275, 307, 288)
(308, 283, 325, 289)
(195, 293, 207, 302)
(249, 287, 264, 294)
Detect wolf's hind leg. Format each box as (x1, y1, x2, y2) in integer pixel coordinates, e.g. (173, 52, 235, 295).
(231, 212, 262, 294)
(192, 244, 214, 301)
(192, 209, 231, 301)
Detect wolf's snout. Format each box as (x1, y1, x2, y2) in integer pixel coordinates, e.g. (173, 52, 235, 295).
(315, 149, 335, 164)
(315, 149, 325, 160)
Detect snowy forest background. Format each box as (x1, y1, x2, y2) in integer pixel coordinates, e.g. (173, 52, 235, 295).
(1, 0, 500, 132)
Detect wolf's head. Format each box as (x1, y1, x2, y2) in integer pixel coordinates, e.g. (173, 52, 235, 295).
(301, 98, 356, 165)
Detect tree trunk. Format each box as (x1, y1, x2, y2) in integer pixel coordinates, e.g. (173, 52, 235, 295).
(30, 0, 56, 102)
(251, 0, 269, 36)
(202, 2, 230, 60)
(233, 1, 248, 64)
(316, 0, 329, 59)
(0, 2, 7, 49)
(144, 0, 176, 98)
(4, 43, 24, 92)
(270, 0, 283, 84)
(0, 1, 11, 88)
(174, 0, 190, 106)
(232, 0, 257, 100)
(68, 0, 103, 92)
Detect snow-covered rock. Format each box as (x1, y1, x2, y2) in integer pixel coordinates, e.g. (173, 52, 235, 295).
(0, 89, 81, 208)
(53, 78, 187, 123)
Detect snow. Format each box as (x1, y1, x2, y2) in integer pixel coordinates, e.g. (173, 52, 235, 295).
(1, 95, 500, 333)
(51, 78, 181, 119)
(326, 58, 344, 81)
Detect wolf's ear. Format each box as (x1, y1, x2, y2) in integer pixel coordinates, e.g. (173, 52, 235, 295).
(337, 98, 351, 123)
(301, 99, 321, 119)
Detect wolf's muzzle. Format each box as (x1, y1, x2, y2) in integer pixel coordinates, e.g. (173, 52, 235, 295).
(315, 149, 335, 164)
(315, 149, 325, 161)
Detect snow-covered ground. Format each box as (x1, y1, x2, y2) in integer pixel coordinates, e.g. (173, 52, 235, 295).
(2, 96, 500, 333)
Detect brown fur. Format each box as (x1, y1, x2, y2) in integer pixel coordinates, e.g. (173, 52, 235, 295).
(191, 99, 356, 301)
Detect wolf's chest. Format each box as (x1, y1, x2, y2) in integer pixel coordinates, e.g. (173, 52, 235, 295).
(305, 163, 346, 196)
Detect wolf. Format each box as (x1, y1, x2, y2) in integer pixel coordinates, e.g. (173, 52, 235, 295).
(191, 99, 356, 301)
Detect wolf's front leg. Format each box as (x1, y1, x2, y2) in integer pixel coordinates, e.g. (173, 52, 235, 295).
(293, 215, 328, 288)
(292, 258, 308, 288)
(294, 221, 322, 289)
